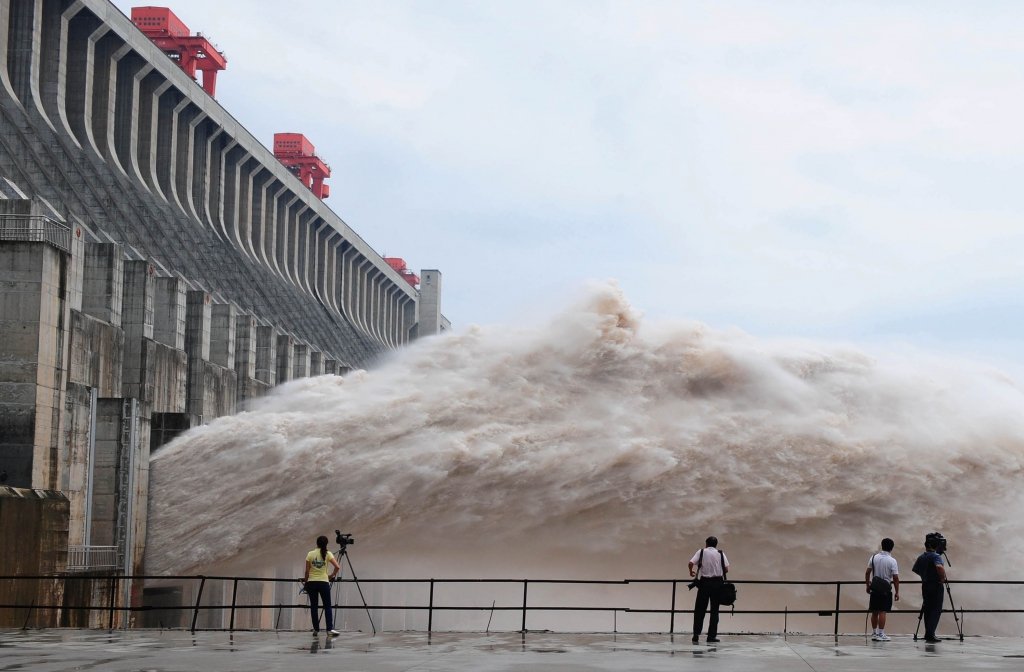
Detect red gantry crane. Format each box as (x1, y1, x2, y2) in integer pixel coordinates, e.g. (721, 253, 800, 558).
(273, 133, 331, 199)
(384, 258, 420, 288)
(131, 6, 227, 97)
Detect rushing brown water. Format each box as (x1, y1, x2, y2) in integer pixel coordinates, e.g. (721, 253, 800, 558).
(145, 283, 1024, 631)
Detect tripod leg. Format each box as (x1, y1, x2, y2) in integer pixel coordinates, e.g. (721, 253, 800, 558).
(943, 583, 964, 641)
(342, 550, 377, 635)
(913, 603, 923, 641)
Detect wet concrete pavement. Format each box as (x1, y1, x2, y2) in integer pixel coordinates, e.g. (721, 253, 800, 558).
(3, 630, 1024, 671)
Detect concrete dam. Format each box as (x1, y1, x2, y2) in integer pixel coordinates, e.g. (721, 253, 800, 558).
(0, 0, 445, 625)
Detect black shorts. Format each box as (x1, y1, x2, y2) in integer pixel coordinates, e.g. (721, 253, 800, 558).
(868, 586, 893, 612)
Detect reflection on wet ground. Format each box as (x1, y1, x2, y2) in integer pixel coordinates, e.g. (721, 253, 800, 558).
(3, 630, 1024, 671)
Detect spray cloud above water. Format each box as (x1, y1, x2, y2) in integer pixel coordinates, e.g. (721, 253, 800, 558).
(146, 283, 1024, 594)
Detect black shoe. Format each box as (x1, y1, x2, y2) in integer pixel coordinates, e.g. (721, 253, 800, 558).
(691, 637, 699, 644)
(925, 637, 941, 643)
(707, 638, 720, 643)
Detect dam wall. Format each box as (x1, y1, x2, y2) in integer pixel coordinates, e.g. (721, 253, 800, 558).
(0, 0, 448, 624)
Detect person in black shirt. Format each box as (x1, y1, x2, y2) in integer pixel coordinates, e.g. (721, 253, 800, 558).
(911, 534, 948, 643)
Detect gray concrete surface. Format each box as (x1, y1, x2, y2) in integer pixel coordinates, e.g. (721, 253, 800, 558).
(2, 630, 1024, 671)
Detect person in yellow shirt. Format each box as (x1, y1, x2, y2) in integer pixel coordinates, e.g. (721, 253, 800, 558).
(303, 535, 342, 636)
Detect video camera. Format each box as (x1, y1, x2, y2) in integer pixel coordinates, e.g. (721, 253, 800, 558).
(335, 530, 355, 548)
(925, 531, 947, 554)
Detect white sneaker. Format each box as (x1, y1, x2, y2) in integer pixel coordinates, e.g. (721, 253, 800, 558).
(328, 629, 341, 637)
(871, 633, 882, 641)
(878, 633, 891, 641)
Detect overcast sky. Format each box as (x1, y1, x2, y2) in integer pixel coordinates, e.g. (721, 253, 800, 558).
(112, 1, 1024, 368)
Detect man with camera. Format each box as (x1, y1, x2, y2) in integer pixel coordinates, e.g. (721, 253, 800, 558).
(687, 536, 730, 644)
(865, 538, 900, 641)
(911, 532, 948, 643)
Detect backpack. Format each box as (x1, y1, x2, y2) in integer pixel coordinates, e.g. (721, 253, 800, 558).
(716, 549, 737, 606)
(717, 580, 738, 606)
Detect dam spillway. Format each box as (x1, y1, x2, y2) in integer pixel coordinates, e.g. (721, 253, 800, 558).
(0, 0, 446, 626)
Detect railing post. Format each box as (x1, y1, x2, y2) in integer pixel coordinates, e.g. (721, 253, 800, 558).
(834, 582, 841, 637)
(670, 581, 677, 634)
(229, 578, 239, 632)
(427, 579, 434, 634)
(107, 576, 116, 630)
(521, 580, 528, 633)
(191, 576, 207, 633)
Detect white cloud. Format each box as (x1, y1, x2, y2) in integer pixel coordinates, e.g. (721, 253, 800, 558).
(112, 0, 1024, 365)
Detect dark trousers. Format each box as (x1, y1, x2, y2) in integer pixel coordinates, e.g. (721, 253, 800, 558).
(921, 582, 944, 639)
(693, 577, 723, 639)
(307, 581, 334, 632)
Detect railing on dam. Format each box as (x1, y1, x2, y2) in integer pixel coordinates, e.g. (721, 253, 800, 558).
(0, 214, 72, 253)
(3, 574, 1024, 636)
(65, 546, 119, 573)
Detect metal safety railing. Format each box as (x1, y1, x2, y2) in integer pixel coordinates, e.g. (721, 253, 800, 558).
(0, 213, 72, 252)
(2, 574, 1023, 635)
(65, 546, 119, 572)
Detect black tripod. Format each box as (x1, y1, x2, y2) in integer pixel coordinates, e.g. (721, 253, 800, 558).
(332, 533, 376, 635)
(913, 551, 964, 642)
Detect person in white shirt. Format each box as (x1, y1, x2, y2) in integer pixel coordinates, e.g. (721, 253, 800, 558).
(865, 537, 900, 641)
(687, 535, 730, 644)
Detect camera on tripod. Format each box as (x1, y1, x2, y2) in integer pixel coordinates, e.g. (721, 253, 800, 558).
(335, 530, 355, 548)
(926, 531, 947, 554)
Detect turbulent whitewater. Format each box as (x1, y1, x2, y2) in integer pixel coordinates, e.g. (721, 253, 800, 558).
(146, 284, 1024, 594)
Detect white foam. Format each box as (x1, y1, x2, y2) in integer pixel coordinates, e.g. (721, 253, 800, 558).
(145, 282, 1024, 612)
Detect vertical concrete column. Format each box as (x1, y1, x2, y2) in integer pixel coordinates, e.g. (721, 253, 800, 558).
(254, 325, 278, 386)
(222, 144, 250, 257)
(185, 290, 211, 417)
(185, 290, 212, 361)
(0, 236, 70, 489)
(152, 276, 186, 350)
(151, 84, 179, 200)
(353, 257, 373, 337)
(276, 334, 294, 384)
(292, 342, 310, 379)
(81, 243, 124, 326)
(418, 269, 443, 336)
(234, 313, 257, 381)
(184, 112, 210, 224)
(5, 0, 48, 124)
(133, 70, 161, 191)
(209, 303, 237, 370)
(400, 296, 416, 344)
(235, 313, 259, 403)
(296, 213, 314, 295)
(384, 285, 399, 348)
(236, 160, 263, 261)
(309, 350, 323, 376)
(201, 127, 225, 232)
(339, 246, 357, 322)
(89, 399, 121, 546)
(368, 269, 385, 344)
(249, 169, 271, 268)
(121, 260, 155, 399)
(108, 44, 143, 178)
(169, 99, 197, 217)
(265, 184, 286, 279)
